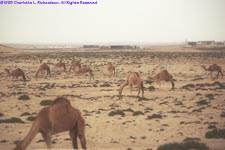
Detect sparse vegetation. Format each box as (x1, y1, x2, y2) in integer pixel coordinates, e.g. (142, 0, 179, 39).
(20, 112, 31, 116)
(147, 114, 162, 119)
(18, 95, 30, 100)
(196, 100, 208, 106)
(40, 100, 53, 106)
(0, 112, 3, 117)
(157, 138, 208, 150)
(132, 111, 144, 116)
(108, 110, 125, 117)
(0, 117, 24, 124)
(220, 112, 225, 117)
(26, 116, 36, 121)
(205, 129, 225, 139)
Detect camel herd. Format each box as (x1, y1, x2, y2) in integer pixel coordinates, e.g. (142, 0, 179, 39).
(4, 61, 224, 97)
(4, 60, 223, 150)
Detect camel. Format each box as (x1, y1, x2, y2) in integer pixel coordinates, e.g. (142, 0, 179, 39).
(201, 64, 223, 78)
(35, 63, 51, 79)
(5, 68, 26, 84)
(147, 70, 175, 89)
(77, 66, 94, 80)
(14, 97, 86, 150)
(118, 72, 144, 97)
(106, 62, 116, 77)
(69, 60, 81, 73)
(55, 60, 66, 71)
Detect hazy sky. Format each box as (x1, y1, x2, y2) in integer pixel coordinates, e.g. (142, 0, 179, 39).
(0, 0, 225, 44)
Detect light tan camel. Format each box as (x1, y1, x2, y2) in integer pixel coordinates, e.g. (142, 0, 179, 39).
(35, 63, 51, 79)
(14, 97, 86, 150)
(106, 62, 116, 77)
(118, 72, 144, 97)
(77, 66, 94, 80)
(201, 64, 223, 78)
(55, 60, 66, 71)
(147, 70, 175, 89)
(5, 68, 26, 84)
(69, 60, 81, 72)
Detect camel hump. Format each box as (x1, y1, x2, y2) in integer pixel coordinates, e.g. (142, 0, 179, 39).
(133, 72, 140, 77)
(52, 97, 71, 106)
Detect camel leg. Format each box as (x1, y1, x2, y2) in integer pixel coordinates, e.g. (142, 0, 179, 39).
(16, 121, 40, 150)
(77, 117, 86, 150)
(171, 80, 175, 89)
(129, 84, 133, 95)
(41, 132, 52, 149)
(137, 87, 140, 97)
(119, 81, 128, 95)
(69, 128, 78, 149)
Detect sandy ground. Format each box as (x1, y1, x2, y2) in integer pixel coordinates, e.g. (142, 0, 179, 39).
(0, 45, 225, 150)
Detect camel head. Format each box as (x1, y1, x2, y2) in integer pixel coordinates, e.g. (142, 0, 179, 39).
(146, 76, 154, 84)
(201, 65, 207, 70)
(5, 68, 11, 76)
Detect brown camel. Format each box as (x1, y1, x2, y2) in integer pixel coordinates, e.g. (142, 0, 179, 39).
(118, 72, 144, 97)
(14, 97, 86, 150)
(5, 68, 26, 84)
(201, 64, 223, 78)
(55, 60, 66, 71)
(35, 63, 51, 79)
(69, 60, 81, 72)
(106, 62, 116, 77)
(77, 66, 94, 80)
(147, 70, 175, 89)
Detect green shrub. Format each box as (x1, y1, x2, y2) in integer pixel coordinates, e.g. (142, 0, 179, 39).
(40, 100, 53, 106)
(18, 95, 30, 100)
(108, 110, 125, 117)
(157, 140, 208, 150)
(0, 117, 24, 124)
(26, 116, 36, 121)
(205, 129, 225, 139)
(147, 114, 162, 119)
(132, 111, 144, 116)
(20, 112, 31, 116)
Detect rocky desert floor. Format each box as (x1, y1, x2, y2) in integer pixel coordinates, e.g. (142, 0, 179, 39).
(0, 45, 225, 150)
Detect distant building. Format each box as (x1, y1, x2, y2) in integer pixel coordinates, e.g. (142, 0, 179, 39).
(215, 42, 225, 45)
(187, 42, 197, 47)
(109, 45, 137, 49)
(83, 45, 100, 48)
(197, 41, 215, 45)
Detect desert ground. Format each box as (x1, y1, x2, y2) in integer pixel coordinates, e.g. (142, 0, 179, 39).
(0, 45, 225, 150)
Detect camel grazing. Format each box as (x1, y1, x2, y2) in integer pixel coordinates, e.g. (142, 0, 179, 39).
(118, 72, 144, 97)
(5, 68, 26, 84)
(106, 62, 116, 77)
(69, 60, 81, 72)
(77, 66, 94, 80)
(201, 64, 223, 78)
(35, 63, 51, 79)
(55, 60, 66, 71)
(147, 70, 175, 89)
(14, 97, 86, 150)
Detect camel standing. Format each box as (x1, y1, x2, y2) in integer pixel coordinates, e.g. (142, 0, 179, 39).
(14, 97, 86, 150)
(55, 60, 66, 71)
(77, 66, 94, 80)
(5, 68, 26, 84)
(69, 60, 81, 72)
(106, 62, 116, 77)
(35, 63, 51, 79)
(147, 70, 175, 89)
(201, 64, 223, 78)
(118, 72, 144, 97)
